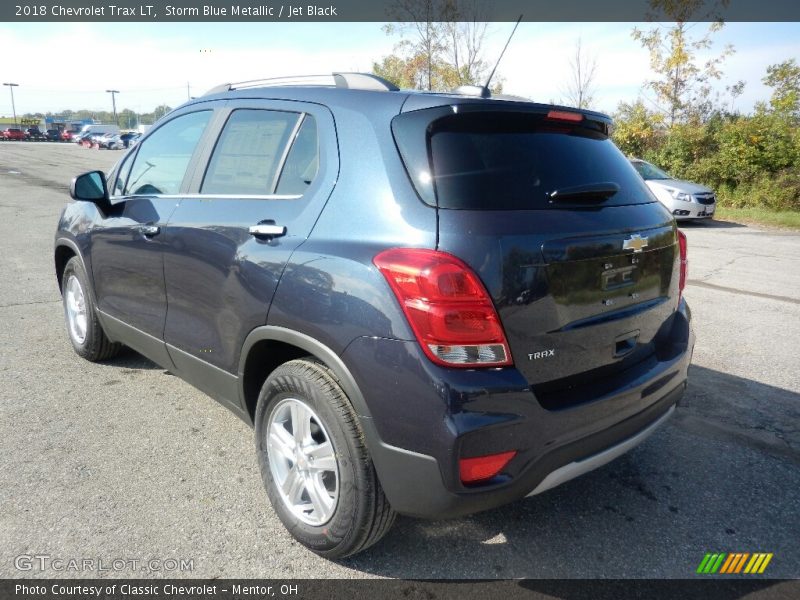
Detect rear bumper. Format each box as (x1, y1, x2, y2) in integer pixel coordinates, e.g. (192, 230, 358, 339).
(343, 300, 694, 519)
(526, 403, 675, 497)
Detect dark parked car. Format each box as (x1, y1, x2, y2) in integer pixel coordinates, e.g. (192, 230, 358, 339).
(120, 132, 140, 148)
(2, 127, 26, 140)
(26, 127, 46, 141)
(55, 72, 693, 558)
(46, 129, 61, 141)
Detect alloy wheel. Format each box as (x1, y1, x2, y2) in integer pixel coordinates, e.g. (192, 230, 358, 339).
(266, 397, 339, 526)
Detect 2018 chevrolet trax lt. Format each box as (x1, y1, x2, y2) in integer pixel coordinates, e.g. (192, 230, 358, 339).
(55, 72, 694, 558)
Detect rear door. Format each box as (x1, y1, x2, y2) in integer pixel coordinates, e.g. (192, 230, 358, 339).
(393, 105, 678, 404)
(161, 99, 337, 404)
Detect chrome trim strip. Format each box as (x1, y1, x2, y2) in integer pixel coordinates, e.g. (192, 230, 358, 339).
(525, 405, 675, 497)
(271, 113, 305, 193)
(109, 193, 302, 201)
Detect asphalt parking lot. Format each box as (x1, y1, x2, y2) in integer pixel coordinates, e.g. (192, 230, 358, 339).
(1, 142, 798, 579)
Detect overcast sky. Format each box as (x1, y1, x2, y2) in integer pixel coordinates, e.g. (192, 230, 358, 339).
(0, 21, 797, 118)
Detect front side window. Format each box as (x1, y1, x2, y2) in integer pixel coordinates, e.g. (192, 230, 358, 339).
(113, 152, 135, 196)
(123, 111, 211, 195)
(201, 109, 300, 195)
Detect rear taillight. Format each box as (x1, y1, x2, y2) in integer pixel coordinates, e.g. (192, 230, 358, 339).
(460, 451, 517, 484)
(677, 229, 688, 300)
(373, 248, 512, 368)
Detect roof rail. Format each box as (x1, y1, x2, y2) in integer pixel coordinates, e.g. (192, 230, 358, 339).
(204, 72, 399, 96)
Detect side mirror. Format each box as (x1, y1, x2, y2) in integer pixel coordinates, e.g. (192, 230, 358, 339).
(70, 171, 109, 202)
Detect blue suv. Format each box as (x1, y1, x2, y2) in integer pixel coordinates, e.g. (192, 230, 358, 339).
(55, 73, 693, 558)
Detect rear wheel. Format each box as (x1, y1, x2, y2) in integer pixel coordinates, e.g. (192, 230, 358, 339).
(254, 359, 396, 558)
(61, 256, 121, 362)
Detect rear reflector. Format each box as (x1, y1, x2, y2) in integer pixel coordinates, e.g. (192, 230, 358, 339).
(677, 229, 688, 300)
(460, 451, 517, 484)
(547, 110, 584, 122)
(373, 248, 512, 368)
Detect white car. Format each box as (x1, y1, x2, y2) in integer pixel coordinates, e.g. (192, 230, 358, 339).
(631, 159, 716, 220)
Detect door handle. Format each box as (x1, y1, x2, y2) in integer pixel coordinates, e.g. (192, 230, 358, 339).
(249, 223, 286, 238)
(140, 224, 160, 237)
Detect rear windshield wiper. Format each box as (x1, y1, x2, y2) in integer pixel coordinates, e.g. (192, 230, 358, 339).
(548, 182, 620, 201)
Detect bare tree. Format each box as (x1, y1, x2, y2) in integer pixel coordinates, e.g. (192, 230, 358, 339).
(726, 79, 745, 113)
(377, 0, 496, 91)
(442, 1, 489, 86)
(562, 38, 598, 109)
(383, 0, 448, 90)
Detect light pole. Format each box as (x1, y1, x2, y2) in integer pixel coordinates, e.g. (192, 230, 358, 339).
(106, 89, 119, 125)
(3, 83, 19, 126)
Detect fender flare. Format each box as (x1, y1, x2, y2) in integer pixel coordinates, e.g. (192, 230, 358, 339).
(54, 237, 97, 305)
(237, 326, 374, 422)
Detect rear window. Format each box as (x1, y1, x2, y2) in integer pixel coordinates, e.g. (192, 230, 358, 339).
(201, 109, 299, 195)
(394, 109, 655, 210)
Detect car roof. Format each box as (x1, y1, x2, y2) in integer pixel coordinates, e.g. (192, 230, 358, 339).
(183, 72, 612, 123)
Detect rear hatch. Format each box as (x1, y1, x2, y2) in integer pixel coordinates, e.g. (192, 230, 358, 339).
(393, 102, 679, 406)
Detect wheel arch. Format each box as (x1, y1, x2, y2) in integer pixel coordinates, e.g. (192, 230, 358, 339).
(238, 326, 374, 425)
(54, 238, 91, 297)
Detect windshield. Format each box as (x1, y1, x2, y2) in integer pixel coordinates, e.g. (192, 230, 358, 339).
(632, 160, 672, 180)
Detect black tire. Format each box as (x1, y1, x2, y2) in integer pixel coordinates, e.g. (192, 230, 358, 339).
(61, 256, 122, 362)
(254, 359, 396, 558)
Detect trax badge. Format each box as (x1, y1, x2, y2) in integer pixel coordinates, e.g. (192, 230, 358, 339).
(528, 349, 555, 360)
(623, 234, 649, 253)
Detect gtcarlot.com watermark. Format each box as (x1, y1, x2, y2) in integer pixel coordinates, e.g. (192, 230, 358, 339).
(14, 554, 194, 573)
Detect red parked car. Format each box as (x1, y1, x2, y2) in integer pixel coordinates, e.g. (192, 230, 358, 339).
(2, 128, 26, 140)
(60, 129, 80, 142)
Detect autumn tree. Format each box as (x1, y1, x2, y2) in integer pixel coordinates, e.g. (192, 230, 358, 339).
(632, 0, 733, 125)
(612, 99, 664, 158)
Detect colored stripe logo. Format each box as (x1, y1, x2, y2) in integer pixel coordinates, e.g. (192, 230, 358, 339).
(696, 552, 773, 574)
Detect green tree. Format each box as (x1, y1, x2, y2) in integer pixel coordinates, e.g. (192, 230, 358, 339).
(152, 104, 172, 121)
(763, 59, 800, 117)
(612, 99, 664, 158)
(118, 108, 139, 129)
(632, 0, 733, 125)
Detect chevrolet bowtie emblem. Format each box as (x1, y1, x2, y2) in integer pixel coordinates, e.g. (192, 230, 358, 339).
(623, 234, 649, 253)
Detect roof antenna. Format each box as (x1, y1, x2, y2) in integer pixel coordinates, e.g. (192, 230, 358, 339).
(484, 15, 523, 94)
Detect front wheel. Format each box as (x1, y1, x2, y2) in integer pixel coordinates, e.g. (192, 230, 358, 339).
(254, 359, 396, 558)
(61, 257, 121, 362)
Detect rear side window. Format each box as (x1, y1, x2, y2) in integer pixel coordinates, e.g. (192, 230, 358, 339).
(201, 109, 300, 195)
(123, 111, 211, 195)
(395, 109, 654, 210)
(276, 115, 319, 195)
